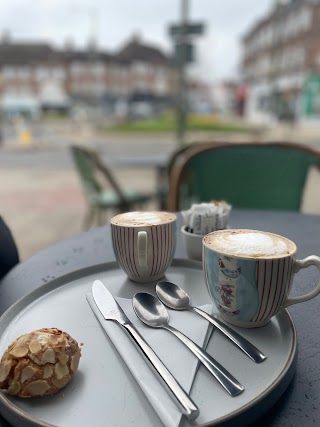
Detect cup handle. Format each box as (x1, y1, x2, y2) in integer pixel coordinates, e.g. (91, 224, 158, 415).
(283, 256, 320, 308)
(138, 231, 148, 268)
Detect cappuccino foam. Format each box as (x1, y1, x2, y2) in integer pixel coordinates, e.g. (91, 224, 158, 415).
(203, 229, 296, 259)
(111, 211, 176, 227)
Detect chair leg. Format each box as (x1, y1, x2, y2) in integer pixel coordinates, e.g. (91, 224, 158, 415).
(83, 207, 95, 230)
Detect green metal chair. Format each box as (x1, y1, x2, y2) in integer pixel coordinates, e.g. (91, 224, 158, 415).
(70, 145, 154, 229)
(167, 142, 320, 212)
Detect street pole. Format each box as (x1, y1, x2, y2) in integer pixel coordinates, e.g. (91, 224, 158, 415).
(176, 0, 189, 147)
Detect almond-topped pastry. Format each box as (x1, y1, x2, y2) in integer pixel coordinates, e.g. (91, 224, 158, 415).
(0, 328, 81, 397)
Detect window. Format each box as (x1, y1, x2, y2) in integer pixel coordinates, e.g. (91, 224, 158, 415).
(51, 67, 66, 80)
(36, 66, 50, 80)
(17, 66, 31, 79)
(2, 66, 16, 79)
(70, 62, 85, 76)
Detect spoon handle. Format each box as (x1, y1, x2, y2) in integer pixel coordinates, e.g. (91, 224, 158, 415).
(123, 322, 199, 421)
(192, 307, 266, 363)
(165, 325, 244, 397)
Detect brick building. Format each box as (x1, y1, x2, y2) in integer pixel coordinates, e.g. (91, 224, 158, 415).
(0, 34, 175, 118)
(241, 0, 320, 123)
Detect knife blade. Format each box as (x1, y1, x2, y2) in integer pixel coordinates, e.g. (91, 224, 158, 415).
(92, 280, 199, 421)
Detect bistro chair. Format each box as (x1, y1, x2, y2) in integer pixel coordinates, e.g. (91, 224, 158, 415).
(167, 142, 320, 212)
(70, 145, 154, 229)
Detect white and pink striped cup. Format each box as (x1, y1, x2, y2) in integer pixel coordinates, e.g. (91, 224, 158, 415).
(203, 229, 320, 328)
(111, 211, 177, 283)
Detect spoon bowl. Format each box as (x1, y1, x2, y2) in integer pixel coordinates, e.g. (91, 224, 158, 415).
(156, 281, 191, 310)
(133, 293, 169, 328)
(133, 291, 244, 396)
(132, 293, 244, 396)
(156, 280, 266, 364)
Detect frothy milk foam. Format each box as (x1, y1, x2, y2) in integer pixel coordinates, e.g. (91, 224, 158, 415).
(111, 211, 176, 227)
(204, 229, 295, 258)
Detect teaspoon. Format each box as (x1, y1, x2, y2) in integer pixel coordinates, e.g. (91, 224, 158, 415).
(133, 292, 244, 397)
(156, 281, 266, 364)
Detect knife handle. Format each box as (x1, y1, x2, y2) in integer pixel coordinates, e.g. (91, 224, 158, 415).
(123, 322, 199, 421)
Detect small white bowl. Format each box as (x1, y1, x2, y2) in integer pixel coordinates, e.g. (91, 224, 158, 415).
(181, 225, 204, 261)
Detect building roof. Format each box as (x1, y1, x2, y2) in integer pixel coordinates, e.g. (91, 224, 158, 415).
(242, 0, 308, 42)
(61, 49, 116, 63)
(0, 42, 56, 65)
(116, 36, 170, 65)
(0, 36, 170, 67)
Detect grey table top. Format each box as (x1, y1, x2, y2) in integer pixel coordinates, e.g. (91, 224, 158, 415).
(1, 209, 320, 427)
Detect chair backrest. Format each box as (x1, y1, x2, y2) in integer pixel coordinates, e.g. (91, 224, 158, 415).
(167, 142, 320, 211)
(70, 145, 128, 204)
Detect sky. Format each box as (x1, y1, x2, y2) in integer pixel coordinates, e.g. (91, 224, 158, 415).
(1, 0, 273, 82)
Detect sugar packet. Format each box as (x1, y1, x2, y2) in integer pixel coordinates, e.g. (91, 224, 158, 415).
(182, 201, 231, 235)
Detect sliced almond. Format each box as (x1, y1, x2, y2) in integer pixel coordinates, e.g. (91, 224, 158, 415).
(24, 380, 50, 396)
(14, 334, 28, 348)
(43, 366, 53, 379)
(58, 352, 69, 365)
(13, 359, 29, 381)
(7, 381, 21, 395)
(0, 360, 12, 383)
(9, 346, 28, 358)
(8, 341, 17, 351)
(52, 374, 71, 389)
(57, 334, 66, 344)
(54, 363, 69, 379)
(45, 328, 58, 334)
(49, 335, 59, 346)
(21, 366, 37, 384)
(59, 342, 66, 352)
(29, 340, 42, 354)
(36, 334, 49, 346)
(70, 349, 81, 373)
(41, 349, 56, 365)
(29, 353, 42, 365)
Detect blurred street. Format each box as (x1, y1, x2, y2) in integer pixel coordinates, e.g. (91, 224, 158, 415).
(1, 119, 320, 261)
(0, 119, 176, 260)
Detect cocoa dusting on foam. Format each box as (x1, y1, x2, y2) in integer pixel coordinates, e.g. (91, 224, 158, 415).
(204, 229, 295, 259)
(111, 211, 176, 227)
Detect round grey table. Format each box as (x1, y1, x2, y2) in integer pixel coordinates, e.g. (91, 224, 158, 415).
(1, 209, 320, 427)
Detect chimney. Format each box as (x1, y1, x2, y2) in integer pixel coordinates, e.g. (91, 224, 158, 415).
(64, 37, 75, 52)
(132, 31, 142, 44)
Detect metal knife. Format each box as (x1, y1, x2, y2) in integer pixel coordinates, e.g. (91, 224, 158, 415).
(92, 280, 199, 421)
